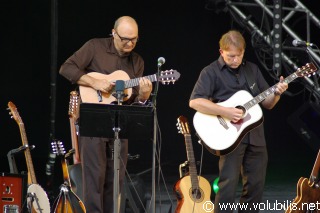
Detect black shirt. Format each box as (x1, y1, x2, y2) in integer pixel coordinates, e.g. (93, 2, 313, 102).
(190, 56, 270, 146)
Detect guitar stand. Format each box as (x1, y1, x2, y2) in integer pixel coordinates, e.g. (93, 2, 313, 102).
(52, 183, 77, 212)
(7, 145, 35, 174)
(27, 192, 43, 213)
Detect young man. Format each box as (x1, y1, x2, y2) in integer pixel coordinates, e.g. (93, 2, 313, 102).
(189, 30, 288, 212)
(59, 16, 152, 213)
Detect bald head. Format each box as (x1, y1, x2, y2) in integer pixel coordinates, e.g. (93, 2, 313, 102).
(114, 16, 138, 31)
(112, 16, 139, 55)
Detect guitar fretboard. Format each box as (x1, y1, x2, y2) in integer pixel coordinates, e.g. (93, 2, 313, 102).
(244, 72, 298, 110)
(19, 122, 37, 184)
(185, 134, 199, 190)
(124, 74, 157, 89)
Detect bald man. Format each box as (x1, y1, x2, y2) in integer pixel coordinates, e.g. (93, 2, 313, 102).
(60, 16, 152, 213)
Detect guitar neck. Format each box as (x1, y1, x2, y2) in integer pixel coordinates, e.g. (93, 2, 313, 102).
(185, 134, 199, 190)
(19, 123, 37, 184)
(310, 149, 320, 183)
(244, 72, 298, 110)
(124, 74, 157, 89)
(61, 158, 72, 187)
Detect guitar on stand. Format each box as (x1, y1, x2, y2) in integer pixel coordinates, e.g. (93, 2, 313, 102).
(174, 116, 212, 213)
(285, 149, 320, 213)
(51, 140, 86, 213)
(8, 101, 51, 213)
(68, 91, 80, 164)
(67, 91, 84, 201)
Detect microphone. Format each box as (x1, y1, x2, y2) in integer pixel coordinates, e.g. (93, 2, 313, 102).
(115, 80, 125, 104)
(292, 39, 314, 47)
(157, 57, 165, 67)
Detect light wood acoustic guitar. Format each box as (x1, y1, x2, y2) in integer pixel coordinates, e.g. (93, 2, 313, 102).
(193, 63, 317, 156)
(8, 101, 51, 213)
(79, 69, 180, 104)
(51, 140, 86, 213)
(174, 116, 213, 213)
(285, 149, 320, 213)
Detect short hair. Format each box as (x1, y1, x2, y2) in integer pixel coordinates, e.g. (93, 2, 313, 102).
(114, 16, 138, 30)
(219, 30, 246, 51)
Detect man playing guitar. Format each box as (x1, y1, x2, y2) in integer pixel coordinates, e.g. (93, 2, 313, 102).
(189, 30, 288, 212)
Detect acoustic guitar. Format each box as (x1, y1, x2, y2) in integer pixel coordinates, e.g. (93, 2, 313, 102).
(79, 69, 180, 104)
(68, 90, 83, 201)
(193, 63, 317, 156)
(51, 140, 86, 213)
(8, 101, 51, 213)
(285, 149, 320, 213)
(174, 116, 213, 213)
(68, 91, 80, 164)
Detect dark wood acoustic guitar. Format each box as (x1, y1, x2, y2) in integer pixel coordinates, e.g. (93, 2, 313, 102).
(8, 101, 51, 213)
(68, 91, 81, 164)
(51, 140, 86, 213)
(174, 116, 213, 213)
(286, 149, 320, 213)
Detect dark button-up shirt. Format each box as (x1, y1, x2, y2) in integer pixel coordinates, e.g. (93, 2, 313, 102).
(190, 56, 270, 146)
(59, 37, 144, 103)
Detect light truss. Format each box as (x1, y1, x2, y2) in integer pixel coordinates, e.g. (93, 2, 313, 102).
(221, 0, 320, 101)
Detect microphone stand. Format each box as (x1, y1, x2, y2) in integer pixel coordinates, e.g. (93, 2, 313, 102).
(113, 80, 125, 213)
(150, 63, 162, 213)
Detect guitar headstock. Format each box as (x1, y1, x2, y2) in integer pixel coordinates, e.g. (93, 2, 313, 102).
(68, 91, 80, 119)
(7, 101, 23, 125)
(177, 115, 190, 135)
(296, 63, 318, 77)
(159, 69, 180, 85)
(51, 140, 66, 156)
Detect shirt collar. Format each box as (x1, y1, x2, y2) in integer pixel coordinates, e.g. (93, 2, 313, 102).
(106, 37, 130, 57)
(217, 56, 227, 71)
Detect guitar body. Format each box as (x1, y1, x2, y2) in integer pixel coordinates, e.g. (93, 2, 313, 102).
(286, 177, 320, 213)
(193, 90, 263, 156)
(174, 175, 212, 213)
(52, 185, 86, 213)
(79, 71, 131, 104)
(27, 184, 51, 213)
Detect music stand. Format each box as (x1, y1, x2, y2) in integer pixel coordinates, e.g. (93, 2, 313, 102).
(79, 103, 153, 213)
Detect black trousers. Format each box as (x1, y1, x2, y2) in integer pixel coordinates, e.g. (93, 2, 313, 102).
(214, 143, 268, 213)
(79, 136, 128, 213)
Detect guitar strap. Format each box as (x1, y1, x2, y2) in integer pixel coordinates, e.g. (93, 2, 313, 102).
(242, 61, 260, 96)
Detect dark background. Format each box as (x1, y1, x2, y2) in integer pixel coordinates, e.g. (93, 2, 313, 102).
(2, 0, 320, 193)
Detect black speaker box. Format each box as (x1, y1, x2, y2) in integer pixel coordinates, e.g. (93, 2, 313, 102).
(288, 102, 320, 151)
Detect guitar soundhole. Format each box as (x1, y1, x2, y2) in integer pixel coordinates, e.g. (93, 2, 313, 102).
(189, 188, 204, 202)
(236, 105, 246, 116)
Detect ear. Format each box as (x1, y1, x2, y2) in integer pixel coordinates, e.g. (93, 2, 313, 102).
(111, 30, 115, 36)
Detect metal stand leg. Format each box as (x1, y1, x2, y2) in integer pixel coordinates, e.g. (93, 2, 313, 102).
(113, 128, 121, 213)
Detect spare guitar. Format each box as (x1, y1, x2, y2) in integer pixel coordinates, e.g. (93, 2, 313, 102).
(174, 116, 212, 213)
(68, 91, 80, 164)
(79, 69, 180, 104)
(193, 63, 317, 156)
(285, 149, 320, 213)
(8, 101, 51, 213)
(51, 140, 86, 213)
